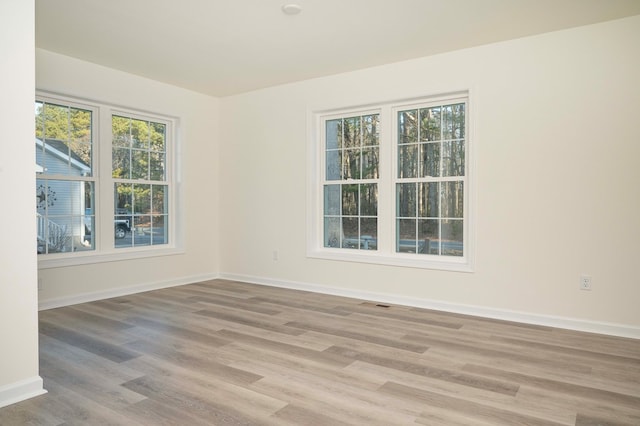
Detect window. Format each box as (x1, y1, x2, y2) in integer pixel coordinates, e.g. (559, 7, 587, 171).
(323, 113, 379, 250)
(35, 93, 177, 265)
(396, 103, 465, 256)
(112, 115, 169, 248)
(309, 93, 472, 271)
(35, 100, 95, 254)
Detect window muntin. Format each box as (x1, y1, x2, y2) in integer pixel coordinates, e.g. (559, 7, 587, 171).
(396, 102, 466, 257)
(313, 93, 471, 270)
(323, 113, 379, 250)
(35, 100, 95, 254)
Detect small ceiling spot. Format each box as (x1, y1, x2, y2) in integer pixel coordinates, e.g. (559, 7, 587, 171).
(281, 4, 302, 15)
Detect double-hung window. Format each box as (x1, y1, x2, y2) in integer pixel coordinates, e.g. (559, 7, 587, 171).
(35, 92, 176, 265)
(310, 92, 472, 271)
(35, 99, 96, 255)
(323, 112, 380, 250)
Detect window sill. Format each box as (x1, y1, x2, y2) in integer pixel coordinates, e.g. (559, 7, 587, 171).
(37, 246, 185, 270)
(307, 248, 474, 272)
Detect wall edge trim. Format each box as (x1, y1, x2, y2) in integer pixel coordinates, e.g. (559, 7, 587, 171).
(38, 273, 220, 310)
(0, 376, 46, 409)
(220, 273, 640, 340)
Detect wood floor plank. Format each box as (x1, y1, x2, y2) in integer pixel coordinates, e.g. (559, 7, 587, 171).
(122, 338, 263, 387)
(405, 332, 594, 375)
(380, 381, 568, 426)
(122, 375, 275, 426)
(121, 354, 288, 419)
(1, 278, 639, 425)
(216, 329, 354, 368)
(194, 307, 305, 336)
(463, 363, 640, 410)
(285, 320, 429, 353)
(270, 404, 354, 426)
(39, 320, 140, 363)
(325, 345, 520, 396)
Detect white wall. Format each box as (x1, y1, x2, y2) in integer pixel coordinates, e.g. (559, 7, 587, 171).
(219, 16, 640, 336)
(36, 50, 220, 306)
(0, 0, 46, 408)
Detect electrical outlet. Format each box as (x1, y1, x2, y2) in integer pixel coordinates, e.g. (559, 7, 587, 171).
(272, 250, 279, 261)
(579, 275, 592, 291)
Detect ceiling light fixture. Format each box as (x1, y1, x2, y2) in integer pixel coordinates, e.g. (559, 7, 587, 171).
(281, 4, 302, 15)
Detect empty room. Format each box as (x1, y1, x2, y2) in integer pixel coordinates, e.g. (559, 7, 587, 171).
(1, 0, 640, 424)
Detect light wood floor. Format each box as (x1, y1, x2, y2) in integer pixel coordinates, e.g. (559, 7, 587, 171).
(1, 279, 639, 425)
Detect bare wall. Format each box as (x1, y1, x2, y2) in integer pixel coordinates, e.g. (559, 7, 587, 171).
(219, 16, 640, 332)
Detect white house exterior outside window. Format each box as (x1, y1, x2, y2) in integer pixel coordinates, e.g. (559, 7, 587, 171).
(35, 92, 178, 267)
(309, 92, 473, 271)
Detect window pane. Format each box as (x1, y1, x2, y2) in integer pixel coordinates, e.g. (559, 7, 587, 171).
(324, 185, 340, 215)
(36, 179, 94, 254)
(112, 147, 130, 179)
(133, 184, 151, 214)
(363, 114, 379, 146)
(151, 122, 166, 152)
(130, 118, 149, 149)
(420, 142, 440, 178)
(151, 215, 168, 245)
(43, 104, 68, 140)
(360, 218, 377, 250)
(131, 150, 149, 180)
(418, 219, 439, 254)
(453, 103, 465, 139)
(151, 185, 168, 215)
(82, 215, 95, 250)
(397, 219, 417, 253)
(362, 148, 379, 179)
(398, 144, 418, 178)
(115, 183, 133, 213)
(341, 184, 358, 216)
(112, 116, 130, 147)
(418, 182, 439, 218)
(396, 183, 416, 218)
(341, 217, 359, 249)
(443, 103, 465, 140)
(133, 216, 152, 246)
(324, 217, 341, 248)
(326, 119, 342, 150)
(326, 150, 341, 180)
(442, 181, 464, 218)
(442, 219, 463, 256)
(360, 183, 377, 216)
(442, 140, 465, 177)
(35, 103, 93, 177)
(69, 141, 92, 176)
(420, 107, 441, 141)
(70, 108, 92, 145)
(398, 110, 418, 144)
(343, 117, 361, 149)
(343, 149, 360, 180)
(150, 152, 165, 180)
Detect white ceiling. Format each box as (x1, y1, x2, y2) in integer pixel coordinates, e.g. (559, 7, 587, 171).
(36, 0, 640, 97)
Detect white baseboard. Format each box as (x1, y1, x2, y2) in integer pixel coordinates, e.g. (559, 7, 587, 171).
(220, 273, 640, 340)
(38, 273, 220, 311)
(0, 376, 47, 409)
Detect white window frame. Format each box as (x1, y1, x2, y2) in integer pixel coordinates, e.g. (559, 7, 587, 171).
(37, 91, 183, 269)
(307, 91, 475, 272)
